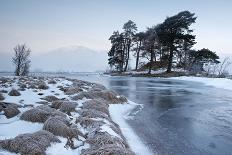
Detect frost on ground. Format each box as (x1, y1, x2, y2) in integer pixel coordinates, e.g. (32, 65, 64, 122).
(109, 101, 154, 155)
(0, 76, 147, 155)
(170, 76, 232, 91)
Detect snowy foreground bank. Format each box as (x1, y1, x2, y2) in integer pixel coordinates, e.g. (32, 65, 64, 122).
(170, 76, 232, 91)
(0, 76, 151, 155)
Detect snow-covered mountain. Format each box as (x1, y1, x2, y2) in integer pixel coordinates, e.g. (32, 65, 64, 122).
(0, 46, 108, 72)
(31, 46, 108, 72)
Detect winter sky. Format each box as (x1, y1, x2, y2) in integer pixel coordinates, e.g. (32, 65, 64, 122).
(1, 0, 232, 54)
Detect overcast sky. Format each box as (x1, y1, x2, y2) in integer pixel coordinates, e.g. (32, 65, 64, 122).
(0, 0, 232, 54)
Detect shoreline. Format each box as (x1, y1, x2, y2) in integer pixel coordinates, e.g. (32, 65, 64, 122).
(0, 76, 149, 155)
(108, 71, 190, 78)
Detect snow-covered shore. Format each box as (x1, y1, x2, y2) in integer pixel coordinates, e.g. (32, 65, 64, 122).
(0, 76, 150, 155)
(170, 76, 232, 91)
(109, 101, 153, 155)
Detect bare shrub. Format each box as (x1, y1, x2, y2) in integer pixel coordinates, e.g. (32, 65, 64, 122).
(0, 102, 20, 118)
(81, 144, 134, 155)
(41, 95, 59, 102)
(0, 130, 60, 155)
(43, 116, 85, 139)
(12, 44, 31, 76)
(8, 89, 21, 96)
(20, 105, 66, 123)
(72, 90, 127, 104)
(217, 57, 232, 77)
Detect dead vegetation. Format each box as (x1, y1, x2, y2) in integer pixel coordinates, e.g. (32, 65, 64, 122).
(48, 79, 57, 84)
(38, 82, 49, 90)
(78, 109, 109, 120)
(72, 90, 127, 104)
(0, 76, 134, 154)
(91, 83, 107, 91)
(0, 77, 9, 84)
(8, 89, 21, 96)
(51, 100, 77, 114)
(0, 90, 8, 93)
(20, 105, 66, 123)
(0, 102, 20, 118)
(36, 101, 49, 105)
(76, 117, 104, 129)
(82, 99, 109, 116)
(82, 132, 132, 155)
(64, 87, 83, 95)
(0, 93, 4, 100)
(0, 130, 60, 155)
(43, 116, 85, 139)
(41, 95, 59, 102)
(81, 144, 134, 155)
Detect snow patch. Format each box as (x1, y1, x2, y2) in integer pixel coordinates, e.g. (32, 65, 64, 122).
(109, 101, 154, 155)
(170, 76, 232, 91)
(100, 124, 122, 139)
(46, 137, 89, 155)
(0, 119, 43, 139)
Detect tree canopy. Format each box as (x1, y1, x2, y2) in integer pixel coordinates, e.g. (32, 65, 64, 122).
(107, 11, 220, 75)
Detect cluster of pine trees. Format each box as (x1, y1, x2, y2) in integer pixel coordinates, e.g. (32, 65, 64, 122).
(108, 11, 220, 74)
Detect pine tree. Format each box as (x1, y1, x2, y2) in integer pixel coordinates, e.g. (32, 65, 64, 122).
(133, 32, 146, 70)
(141, 27, 160, 74)
(157, 11, 197, 73)
(108, 31, 125, 72)
(123, 20, 137, 71)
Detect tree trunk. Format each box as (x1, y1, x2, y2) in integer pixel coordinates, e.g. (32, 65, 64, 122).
(16, 58, 21, 76)
(135, 52, 140, 70)
(148, 49, 154, 74)
(119, 51, 123, 73)
(124, 44, 130, 72)
(160, 47, 163, 67)
(135, 41, 141, 70)
(167, 46, 174, 73)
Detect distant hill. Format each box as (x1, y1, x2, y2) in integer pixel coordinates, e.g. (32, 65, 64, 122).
(0, 46, 108, 72)
(31, 46, 108, 72)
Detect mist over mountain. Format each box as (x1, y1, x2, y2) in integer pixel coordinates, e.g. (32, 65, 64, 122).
(0, 46, 108, 72)
(0, 46, 231, 73)
(0, 52, 14, 72)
